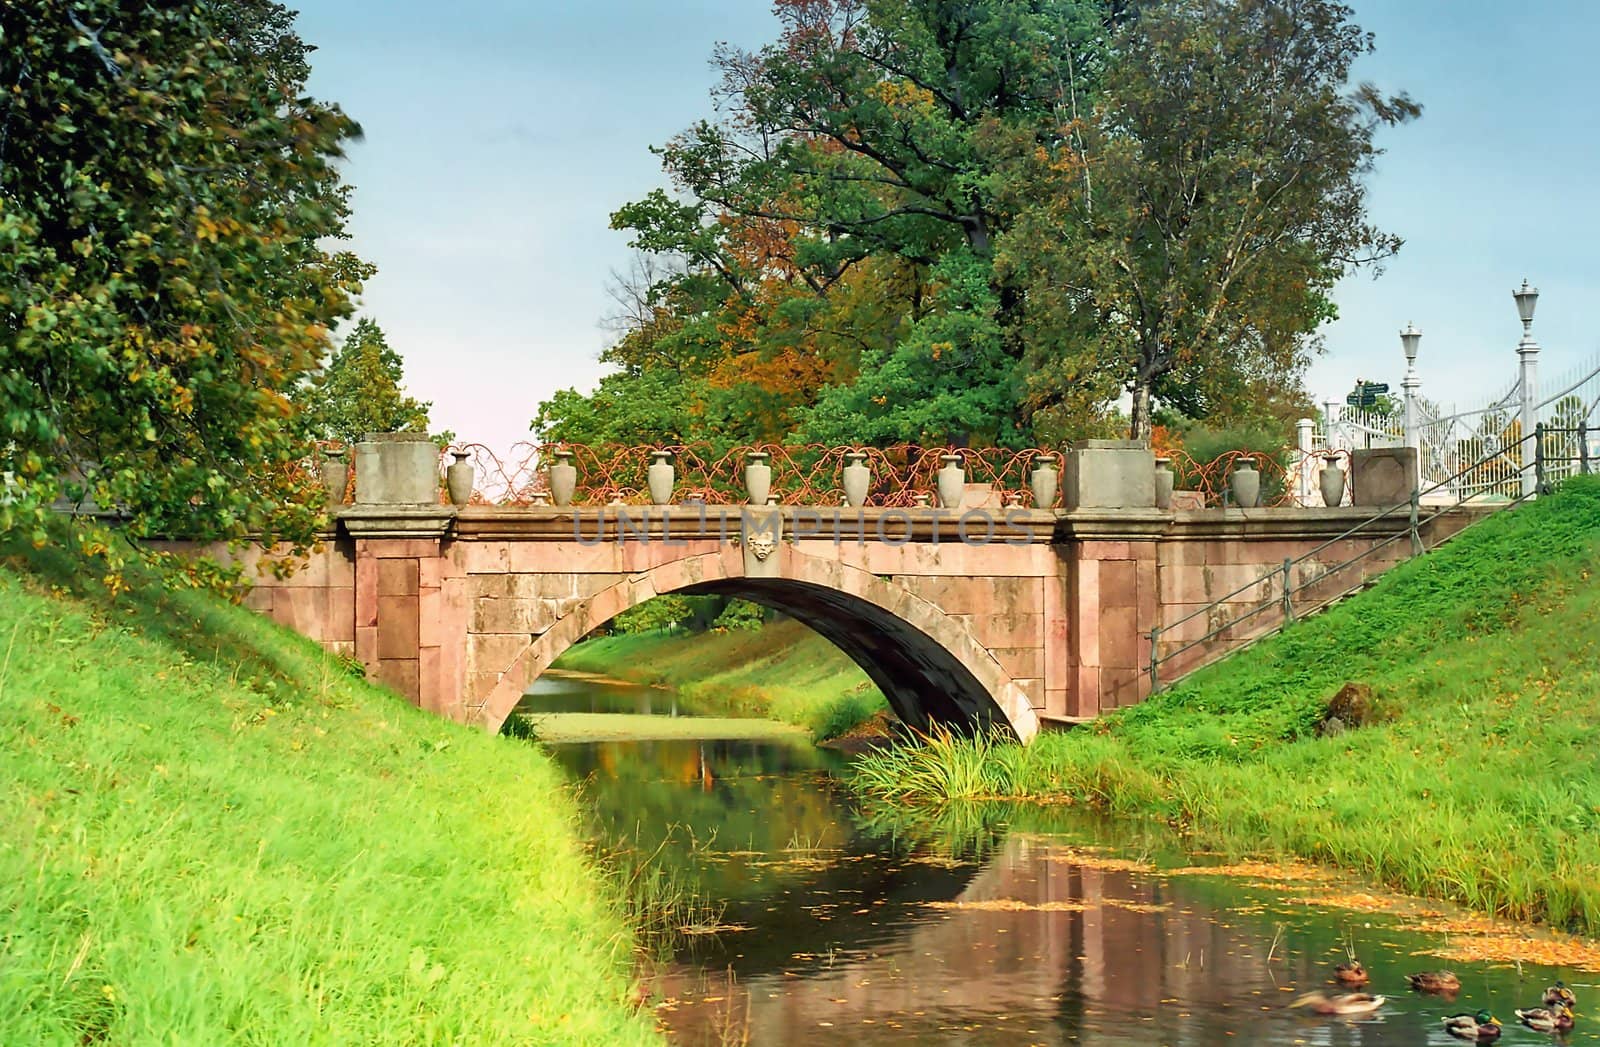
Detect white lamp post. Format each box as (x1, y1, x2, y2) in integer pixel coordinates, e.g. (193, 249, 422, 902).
(1515, 279, 1540, 498)
(1400, 323, 1421, 454)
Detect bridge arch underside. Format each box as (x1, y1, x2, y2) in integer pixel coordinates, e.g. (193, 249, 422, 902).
(683, 577, 1008, 736)
(473, 548, 1040, 743)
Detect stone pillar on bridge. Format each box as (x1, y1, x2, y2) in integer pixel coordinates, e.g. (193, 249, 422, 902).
(1060, 440, 1156, 510)
(342, 433, 465, 717)
(1058, 441, 1162, 719)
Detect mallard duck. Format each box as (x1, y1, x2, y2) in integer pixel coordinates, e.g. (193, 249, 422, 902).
(1334, 959, 1369, 986)
(1543, 980, 1578, 1009)
(1407, 970, 1461, 994)
(1516, 1003, 1575, 1033)
(1289, 991, 1385, 1017)
(1442, 1010, 1502, 1042)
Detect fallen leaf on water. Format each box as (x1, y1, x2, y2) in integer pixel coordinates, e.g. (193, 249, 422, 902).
(1403, 914, 1600, 971)
(1044, 848, 1156, 874)
(1165, 860, 1332, 882)
(1105, 900, 1171, 913)
(923, 899, 1090, 912)
(1239, 880, 1315, 892)
(1292, 891, 1393, 913)
(677, 923, 752, 936)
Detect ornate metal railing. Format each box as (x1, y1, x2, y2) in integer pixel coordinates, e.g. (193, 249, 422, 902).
(1161, 447, 1314, 508)
(314, 440, 1369, 511)
(441, 443, 1349, 509)
(439, 442, 1066, 507)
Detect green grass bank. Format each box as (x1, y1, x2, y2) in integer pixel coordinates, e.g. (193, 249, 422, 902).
(552, 617, 887, 740)
(0, 541, 659, 1046)
(853, 477, 1600, 936)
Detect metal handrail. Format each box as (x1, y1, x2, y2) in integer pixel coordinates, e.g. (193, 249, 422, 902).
(1158, 438, 1521, 641)
(1147, 427, 1592, 693)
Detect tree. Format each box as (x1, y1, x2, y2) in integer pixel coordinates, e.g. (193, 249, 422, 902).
(296, 319, 430, 446)
(532, 370, 699, 446)
(612, 594, 693, 635)
(799, 247, 1026, 445)
(0, 1, 364, 561)
(547, 0, 1410, 450)
(1000, 0, 1419, 440)
(649, 0, 1115, 269)
(575, 0, 1123, 447)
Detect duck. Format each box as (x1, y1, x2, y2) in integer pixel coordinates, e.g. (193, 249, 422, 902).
(1442, 1010, 1503, 1042)
(1543, 980, 1578, 1009)
(1516, 1003, 1575, 1033)
(1333, 959, 1370, 986)
(1289, 991, 1386, 1017)
(1406, 970, 1461, 995)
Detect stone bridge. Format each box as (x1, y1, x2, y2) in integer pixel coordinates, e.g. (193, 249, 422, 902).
(200, 439, 1475, 742)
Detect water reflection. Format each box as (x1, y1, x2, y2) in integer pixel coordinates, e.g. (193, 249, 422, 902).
(656, 834, 1494, 1046)
(521, 671, 689, 716)
(533, 676, 1596, 1046)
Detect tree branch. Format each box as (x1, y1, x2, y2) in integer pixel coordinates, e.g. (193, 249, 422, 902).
(65, 11, 123, 79)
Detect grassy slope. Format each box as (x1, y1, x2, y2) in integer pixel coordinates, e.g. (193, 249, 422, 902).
(854, 477, 1600, 935)
(0, 542, 658, 1046)
(553, 618, 886, 740)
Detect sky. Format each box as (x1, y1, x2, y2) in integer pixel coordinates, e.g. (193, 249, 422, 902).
(294, 0, 1600, 454)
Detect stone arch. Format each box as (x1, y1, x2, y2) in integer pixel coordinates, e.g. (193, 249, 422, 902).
(473, 544, 1040, 742)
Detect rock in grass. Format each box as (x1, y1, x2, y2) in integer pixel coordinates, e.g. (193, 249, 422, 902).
(1317, 682, 1375, 737)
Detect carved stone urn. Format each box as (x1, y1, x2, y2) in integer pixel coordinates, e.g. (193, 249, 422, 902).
(647, 450, 675, 506)
(1029, 453, 1058, 509)
(1319, 454, 1346, 507)
(744, 451, 772, 506)
(318, 449, 348, 505)
(842, 451, 871, 508)
(548, 448, 577, 507)
(446, 451, 474, 506)
(1230, 456, 1261, 508)
(936, 453, 965, 509)
(1154, 457, 1175, 510)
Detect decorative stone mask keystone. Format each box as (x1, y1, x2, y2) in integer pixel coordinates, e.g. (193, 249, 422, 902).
(747, 532, 777, 562)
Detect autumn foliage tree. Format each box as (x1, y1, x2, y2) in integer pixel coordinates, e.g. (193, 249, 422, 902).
(540, 0, 1121, 448)
(0, 1, 364, 563)
(541, 0, 1415, 451)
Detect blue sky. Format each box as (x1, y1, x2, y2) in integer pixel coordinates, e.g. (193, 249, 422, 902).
(295, 1, 1599, 453)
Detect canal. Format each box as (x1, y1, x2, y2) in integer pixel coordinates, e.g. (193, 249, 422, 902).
(518, 672, 1595, 1046)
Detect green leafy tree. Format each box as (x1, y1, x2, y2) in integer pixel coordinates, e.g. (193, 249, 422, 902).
(578, 0, 1121, 447)
(799, 248, 1024, 444)
(1000, 0, 1419, 440)
(647, 0, 1115, 270)
(544, 0, 1409, 450)
(0, 1, 365, 566)
(612, 594, 693, 635)
(532, 369, 699, 446)
(296, 318, 430, 446)
(712, 598, 767, 632)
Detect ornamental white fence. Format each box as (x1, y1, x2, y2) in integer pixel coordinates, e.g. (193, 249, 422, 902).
(1293, 284, 1600, 506)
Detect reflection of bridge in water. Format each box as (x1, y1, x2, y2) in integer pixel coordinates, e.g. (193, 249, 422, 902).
(172, 436, 1486, 740)
(656, 833, 1443, 1046)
